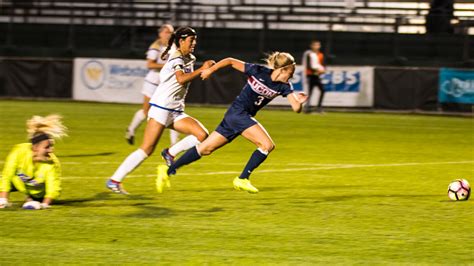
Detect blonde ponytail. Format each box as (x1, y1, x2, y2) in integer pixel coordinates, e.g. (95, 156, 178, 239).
(27, 114, 68, 140)
(264, 52, 295, 69)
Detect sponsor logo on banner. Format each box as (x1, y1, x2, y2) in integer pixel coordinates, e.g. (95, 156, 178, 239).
(81, 60, 106, 90)
(73, 58, 148, 104)
(281, 65, 373, 107)
(439, 68, 474, 104)
(321, 70, 360, 92)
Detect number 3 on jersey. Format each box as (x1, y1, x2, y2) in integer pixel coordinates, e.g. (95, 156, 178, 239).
(255, 96, 265, 106)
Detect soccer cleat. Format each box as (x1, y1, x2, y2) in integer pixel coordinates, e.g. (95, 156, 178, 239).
(156, 165, 171, 193)
(233, 177, 259, 194)
(161, 148, 175, 167)
(125, 129, 134, 145)
(106, 179, 129, 195)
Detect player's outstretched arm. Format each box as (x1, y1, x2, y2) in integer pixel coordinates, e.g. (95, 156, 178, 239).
(201, 57, 245, 80)
(175, 60, 216, 85)
(287, 92, 309, 113)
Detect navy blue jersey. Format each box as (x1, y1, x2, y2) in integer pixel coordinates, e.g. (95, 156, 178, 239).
(229, 63, 294, 116)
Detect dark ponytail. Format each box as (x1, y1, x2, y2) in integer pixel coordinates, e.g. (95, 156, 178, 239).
(161, 32, 176, 60)
(161, 27, 197, 60)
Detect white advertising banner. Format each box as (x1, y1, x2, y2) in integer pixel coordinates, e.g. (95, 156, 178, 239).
(270, 65, 374, 107)
(73, 58, 148, 104)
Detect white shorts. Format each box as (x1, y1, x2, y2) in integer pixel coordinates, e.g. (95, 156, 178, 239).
(141, 80, 159, 98)
(148, 105, 189, 127)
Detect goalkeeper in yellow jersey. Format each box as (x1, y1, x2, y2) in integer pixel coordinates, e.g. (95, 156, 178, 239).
(0, 115, 67, 209)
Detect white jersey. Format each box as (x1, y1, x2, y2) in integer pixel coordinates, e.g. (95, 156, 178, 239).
(144, 41, 176, 85)
(302, 50, 325, 75)
(149, 50, 196, 112)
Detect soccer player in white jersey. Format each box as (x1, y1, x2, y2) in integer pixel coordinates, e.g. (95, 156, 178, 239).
(107, 27, 215, 194)
(125, 24, 180, 146)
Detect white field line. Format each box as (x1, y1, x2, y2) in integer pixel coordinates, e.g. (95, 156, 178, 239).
(56, 160, 474, 180)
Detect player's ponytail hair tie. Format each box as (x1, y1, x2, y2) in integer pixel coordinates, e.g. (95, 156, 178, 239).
(27, 114, 67, 143)
(265, 51, 295, 70)
(161, 26, 197, 60)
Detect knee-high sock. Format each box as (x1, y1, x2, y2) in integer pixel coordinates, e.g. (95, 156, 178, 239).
(167, 146, 201, 175)
(169, 130, 180, 146)
(168, 135, 200, 157)
(239, 148, 268, 179)
(111, 149, 148, 182)
(128, 109, 146, 135)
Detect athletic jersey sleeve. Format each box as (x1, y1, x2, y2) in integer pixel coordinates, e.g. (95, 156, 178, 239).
(44, 158, 61, 199)
(0, 145, 19, 193)
(146, 49, 160, 61)
(309, 53, 319, 69)
(244, 63, 263, 77)
(170, 57, 186, 72)
(281, 83, 294, 97)
(309, 53, 324, 72)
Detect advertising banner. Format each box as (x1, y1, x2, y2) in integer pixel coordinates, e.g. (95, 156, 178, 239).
(73, 58, 147, 103)
(269, 65, 374, 107)
(438, 68, 474, 104)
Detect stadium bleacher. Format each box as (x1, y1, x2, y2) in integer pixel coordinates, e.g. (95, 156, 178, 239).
(0, 0, 472, 66)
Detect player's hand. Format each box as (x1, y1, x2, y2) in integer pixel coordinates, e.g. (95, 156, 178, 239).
(202, 60, 216, 69)
(40, 203, 50, 209)
(296, 92, 309, 103)
(201, 69, 213, 80)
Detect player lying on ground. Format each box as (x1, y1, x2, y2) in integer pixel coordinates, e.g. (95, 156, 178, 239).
(0, 115, 67, 209)
(125, 23, 180, 146)
(156, 52, 308, 193)
(106, 27, 215, 194)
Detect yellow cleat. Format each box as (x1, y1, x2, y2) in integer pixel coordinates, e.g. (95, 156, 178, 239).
(233, 177, 259, 194)
(156, 165, 171, 193)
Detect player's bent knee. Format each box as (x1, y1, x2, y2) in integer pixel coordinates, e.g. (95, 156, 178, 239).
(195, 131, 208, 142)
(200, 148, 212, 156)
(198, 145, 215, 156)
(261, 142, 275, 153)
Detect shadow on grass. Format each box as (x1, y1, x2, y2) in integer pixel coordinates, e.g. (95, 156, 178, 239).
(124, 205, 175, 218)
(59, 152, 116, 158)
(55, 192, 155, 207)
(173, 187, 233, 193)
(124, 206, 225, 219)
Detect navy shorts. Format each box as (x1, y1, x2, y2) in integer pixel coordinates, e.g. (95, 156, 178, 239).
(215, 109, 258, 142)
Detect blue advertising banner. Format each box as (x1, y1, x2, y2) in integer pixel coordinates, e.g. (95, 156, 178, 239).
(439, 68, 474, 104)
(278, 65, 373, 107)
(321, 70, 361, 92)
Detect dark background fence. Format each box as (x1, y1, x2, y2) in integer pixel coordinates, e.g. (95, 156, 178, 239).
(0, 57, 454, 111)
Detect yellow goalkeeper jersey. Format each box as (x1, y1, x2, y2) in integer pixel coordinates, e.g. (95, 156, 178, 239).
(1, 143, 61, 199)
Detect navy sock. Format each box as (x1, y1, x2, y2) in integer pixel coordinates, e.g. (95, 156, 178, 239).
(168, 146, 201, 175)
(239, 149, 268, 179)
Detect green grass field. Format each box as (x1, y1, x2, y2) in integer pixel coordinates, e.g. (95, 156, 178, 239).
(0, 100, 472, 264)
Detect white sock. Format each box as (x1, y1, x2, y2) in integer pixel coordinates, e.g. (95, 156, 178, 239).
(168, 135, 200, 157)
(169, 129, 180, 146)
(127, 109, 146, 135)
(111, 149, 148, 182)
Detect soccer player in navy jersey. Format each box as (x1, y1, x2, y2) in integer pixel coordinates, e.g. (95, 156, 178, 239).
(156, 52, 308, 193)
